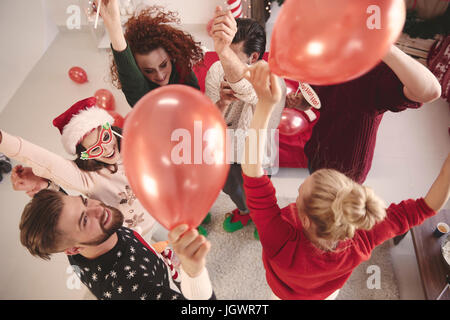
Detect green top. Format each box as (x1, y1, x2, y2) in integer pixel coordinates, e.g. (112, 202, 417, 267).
(111, 44, 200, 107)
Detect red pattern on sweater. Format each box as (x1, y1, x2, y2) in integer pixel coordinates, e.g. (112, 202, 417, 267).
(243, 174, 435, 300)
(305, 62, 422, 183)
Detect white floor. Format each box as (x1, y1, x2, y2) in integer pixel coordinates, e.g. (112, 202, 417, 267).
(0, 18, 449, 299)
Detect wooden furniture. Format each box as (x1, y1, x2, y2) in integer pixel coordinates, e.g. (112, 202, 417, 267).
(410, 209, 450, 300)
(395, 33, 438, 65)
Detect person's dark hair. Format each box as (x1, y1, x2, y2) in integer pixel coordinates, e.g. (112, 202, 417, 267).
(19, 189, 65, 260)
(73, 126, 122, 173)
(232, 18, 266, 60)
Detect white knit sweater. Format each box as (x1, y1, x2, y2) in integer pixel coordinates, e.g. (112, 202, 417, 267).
(205, 61, 286, 168)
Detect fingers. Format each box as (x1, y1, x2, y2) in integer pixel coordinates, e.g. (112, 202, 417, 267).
(168, 224, 189, 244)
(246, 61, 270, 89)
(270, 73, 282, 98)
(183, 234, 208, 257)
(212, 14, 236, 31)
(169, 225, 210, 260)
(211, 8, 236, 42)
(211, 25, 234, 40)
(192, 239, 211, 261)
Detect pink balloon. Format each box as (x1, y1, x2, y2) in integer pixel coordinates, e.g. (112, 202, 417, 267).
(278, 108, 309, 136)
(122, 85, 229, 230)
(269, 0, 406, 85)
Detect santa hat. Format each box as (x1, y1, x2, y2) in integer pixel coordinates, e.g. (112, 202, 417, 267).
(53, 97, 114, 155)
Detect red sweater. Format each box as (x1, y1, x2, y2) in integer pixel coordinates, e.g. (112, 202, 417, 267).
(243, 174, 435, 300)
(304, 62, 422, 184)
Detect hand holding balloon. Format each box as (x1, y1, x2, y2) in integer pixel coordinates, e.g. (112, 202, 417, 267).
(168, 224, 211, 278)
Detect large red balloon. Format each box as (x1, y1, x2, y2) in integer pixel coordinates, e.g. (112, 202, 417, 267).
(68, 66, 88, 84)
(269, 0, 406, 85)
(122, 85, 229, 230)
(108, 111, 125, 128)
(278, 108, 308, 136)
(94, 89, 116, 111)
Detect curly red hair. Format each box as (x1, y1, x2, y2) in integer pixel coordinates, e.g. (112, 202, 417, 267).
(111, 6, 204, 89)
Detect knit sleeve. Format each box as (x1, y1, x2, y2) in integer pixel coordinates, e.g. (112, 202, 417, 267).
(227, 77, 258, 105)
(359, 198, 435, 250)
(0, 130, 94, 195)
(180, 267, 213, 300)
(205, 61, 222, 104)
(372, 62, 423, 113)
(243, 173, 298, 259)
(111, 43, 154, 107)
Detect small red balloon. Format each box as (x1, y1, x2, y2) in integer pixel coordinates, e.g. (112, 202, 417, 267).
(278, 108, 309, 136)
(68, 66, 88, 84)
(94, 89, 116, 111)
(108, 111, 125, 128)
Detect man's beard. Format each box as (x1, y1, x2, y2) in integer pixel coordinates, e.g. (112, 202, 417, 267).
(80, 204, 124, 246)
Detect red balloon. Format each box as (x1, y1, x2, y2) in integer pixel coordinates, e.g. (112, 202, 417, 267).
(108, 111, 125, 128)
(269, 0, 406, 85)
(285, 79, 299, 96)
(68, 66, 88, 84)
(122, 85, 229, 230)
(278, 108, 309, 136)
(94, 89, 116, 111)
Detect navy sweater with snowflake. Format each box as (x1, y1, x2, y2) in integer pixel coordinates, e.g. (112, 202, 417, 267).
(68, 227, 212, 300)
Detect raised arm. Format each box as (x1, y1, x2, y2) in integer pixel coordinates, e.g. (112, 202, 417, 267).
(96, 0, 151, 107)
(241, 61, 282, 177)
(382, 45, 442, 103)
(365, 153, 449, 249)
(0, 130, 92, 195)
(424, 153, 450, 212)
(96, 0, 126, 51)
(211, 6, 244, 83)
(211, 6, 258, 105)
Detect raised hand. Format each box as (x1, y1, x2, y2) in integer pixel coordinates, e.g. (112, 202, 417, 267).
(217, 81, 238, 111)
(245, 60, 282, 109)
(11, 165, 48, 197)
(168, 224, 211, 278)
(285, 92, 311, 111)
(91, 0, 121, 27)
(211, 6, 237, 55)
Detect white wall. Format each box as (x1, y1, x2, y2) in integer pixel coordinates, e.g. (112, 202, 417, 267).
(0, 0, 227, 114)
(45, 0, 227, 26)
(0, 0, 59, 114)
